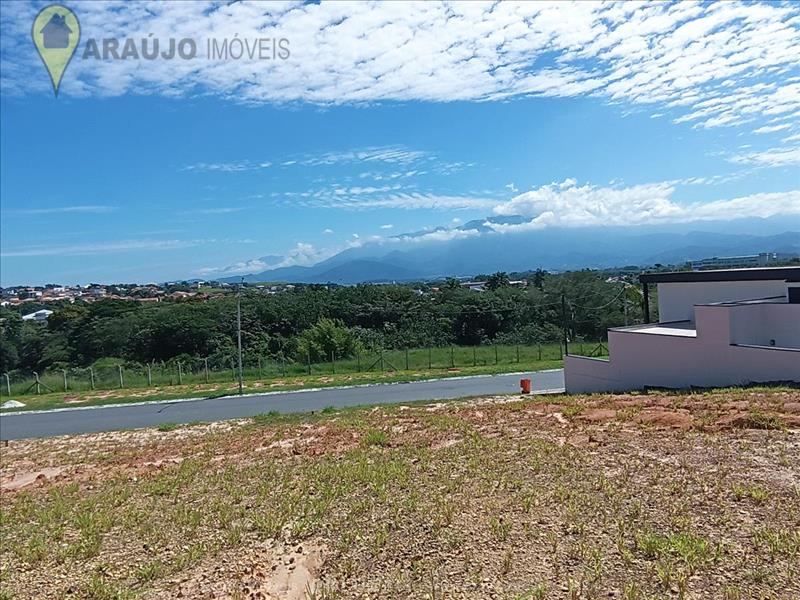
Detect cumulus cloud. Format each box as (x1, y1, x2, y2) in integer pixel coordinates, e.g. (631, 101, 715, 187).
(379, 224, 394, 230)
(490, 179, 800, 230)
(2, 1, 798, 131)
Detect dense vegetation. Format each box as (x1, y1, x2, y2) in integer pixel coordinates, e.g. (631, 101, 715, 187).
(0, 270, 644, 375)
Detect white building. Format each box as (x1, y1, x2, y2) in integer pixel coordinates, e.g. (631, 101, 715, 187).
(565, 267, 800, 393)
(21, 309, 54, 322)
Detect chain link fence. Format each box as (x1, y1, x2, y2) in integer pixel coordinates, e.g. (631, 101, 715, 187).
(0, 341, 607, 398)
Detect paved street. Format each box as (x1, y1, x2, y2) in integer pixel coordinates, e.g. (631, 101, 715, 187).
(0, 370, 564, 440)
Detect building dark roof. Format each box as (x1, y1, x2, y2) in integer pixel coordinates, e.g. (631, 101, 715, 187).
(640, 266, 800, 284)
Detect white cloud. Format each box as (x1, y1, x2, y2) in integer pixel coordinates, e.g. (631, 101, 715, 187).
(2, 239, 195, 257)
(9, 205, 117, 215)
(729, 147, 800, 167)
(491, 179, 800, 230)
(753, 124, 792, 134)
(379, 224, 394, 230)
(195, 207, 246, 214)
(2, 1, 798, 131)
(322, 228, 334, 234)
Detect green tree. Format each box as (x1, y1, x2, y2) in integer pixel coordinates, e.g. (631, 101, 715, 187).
(296, 318, 362, 362)
(486, 271, 510, 291)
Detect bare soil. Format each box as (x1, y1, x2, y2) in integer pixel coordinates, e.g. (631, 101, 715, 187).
(1, 389, 798, 599)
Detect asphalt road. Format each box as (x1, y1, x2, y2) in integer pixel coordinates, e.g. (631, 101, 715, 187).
(0, 370, 564, 440)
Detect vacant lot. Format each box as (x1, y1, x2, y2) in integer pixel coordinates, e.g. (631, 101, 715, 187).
(1, 389, 799, 599)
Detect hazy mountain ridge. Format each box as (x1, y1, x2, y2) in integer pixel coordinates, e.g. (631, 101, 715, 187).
(220, 218, 800, 284)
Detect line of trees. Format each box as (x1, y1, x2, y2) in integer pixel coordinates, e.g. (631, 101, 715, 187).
(0, 270, 644, 375)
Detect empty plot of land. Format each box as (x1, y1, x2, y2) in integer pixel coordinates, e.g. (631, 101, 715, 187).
(1, 389, 799, 599)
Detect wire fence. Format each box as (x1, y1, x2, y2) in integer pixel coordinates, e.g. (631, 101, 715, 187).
(0, 341, 608, 397)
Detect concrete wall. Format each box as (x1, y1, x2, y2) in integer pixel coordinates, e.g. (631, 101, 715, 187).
(728, 304, 800, 348)
(657, 281, 788, 322)
(565, 302, 800, 393)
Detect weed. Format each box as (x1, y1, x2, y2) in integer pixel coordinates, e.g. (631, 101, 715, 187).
(156, 422, 178, 432)
(362, 428, 390, 447)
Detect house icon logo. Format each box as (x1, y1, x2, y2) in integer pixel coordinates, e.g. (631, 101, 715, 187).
(31, 5, 81, 96)
(41, 12, 73, 49)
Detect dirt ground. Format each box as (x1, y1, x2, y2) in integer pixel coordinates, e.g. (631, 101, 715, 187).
(1, 388, 799, 599)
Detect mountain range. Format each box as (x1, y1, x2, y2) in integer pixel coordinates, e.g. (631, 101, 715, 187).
(218, 216, 800, 284)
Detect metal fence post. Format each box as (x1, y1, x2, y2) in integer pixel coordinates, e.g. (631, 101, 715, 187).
(204, 358, 209, 383)
(2, 372, 10, 396)
(331, 351, 336, 374)
(63, 369, 68, 391)
(538, 343, 542, 361)
(495, 345, 498, 365)
(380, 348, 385, 372)
(405, 348, 409, 371)
(307, 352, 312, 375)
(118, 365, 124, 389)
(428, 347, 432, 369)
(357, 352, 361, 372)
(281, 354, 286, 377)
(258, 357, 262, 377)
(89, 367, 95, 390)
(178, 362, 183, 385)
(147, 364, 152, 387)
(34, 372, 41, 394)
(516, 345, 520, 363)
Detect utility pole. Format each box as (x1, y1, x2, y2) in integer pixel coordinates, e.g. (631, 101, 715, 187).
(237, 277, 244, 395)
(561, 293, 569, 357)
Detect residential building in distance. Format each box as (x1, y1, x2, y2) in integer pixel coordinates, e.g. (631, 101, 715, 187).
(690, 252, 796, 271)
(565, 267, 800, 393)
(21, 309, 54, 322)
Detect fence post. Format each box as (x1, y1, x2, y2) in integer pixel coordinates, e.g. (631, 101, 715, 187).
(357, 352, 361, 372)
(495, 345, 498, 365)
(307, 352, 312, 375)
(89, 367, 95, 390)
(473, 346, 477, 367)
(117, 365, 124, 389)
(204, 358, 209, 383)
(380, 348, 385, 372)
(450, 345, 455, 368)
(34, 372, 41, 394)
(538, 343, 542, 361)
(258, 357, 263, 378)
(331, 351, 336, 375)
(580, 343, 584, 356)
(147, 364, 152, 387)
(405, 348, 409, 371)
(3, 372, 10, 396)
(281, 354, 286, 377)
(428, 347, 432, 370)
(516, 345, 520, 363)
(178, 362, 183, 385)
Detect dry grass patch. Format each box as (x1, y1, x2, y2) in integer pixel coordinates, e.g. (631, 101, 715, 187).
(1, 389, 799, 599)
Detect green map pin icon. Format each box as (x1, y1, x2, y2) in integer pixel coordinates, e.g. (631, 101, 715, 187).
(32, 4, 80, 96)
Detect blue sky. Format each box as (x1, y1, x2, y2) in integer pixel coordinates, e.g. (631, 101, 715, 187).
(1, 1, 799, 286)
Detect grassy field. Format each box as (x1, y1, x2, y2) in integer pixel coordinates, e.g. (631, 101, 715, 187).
(0, 345, 574, 412)
(1, 387, 798, 599)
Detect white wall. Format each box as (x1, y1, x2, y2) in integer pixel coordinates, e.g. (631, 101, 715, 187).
(657, 280, 787, 322)
(728, 304, 800, 348)
(565, 303, 800, 393)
